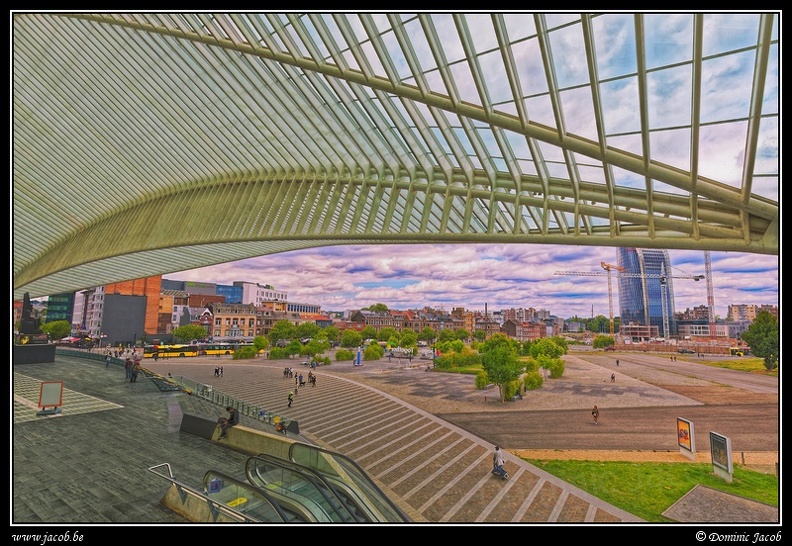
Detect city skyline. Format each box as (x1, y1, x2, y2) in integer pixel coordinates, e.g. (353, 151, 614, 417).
(165, 244, 778, 320)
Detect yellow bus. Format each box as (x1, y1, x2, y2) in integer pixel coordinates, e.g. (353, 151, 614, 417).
(729, 347, 745, 356)
(197, 342, 235, 356)
(143, 344, 199, 358)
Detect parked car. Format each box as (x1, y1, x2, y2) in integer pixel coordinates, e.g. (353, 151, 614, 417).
(604, 346, 616, 351)
(678, 348, 696, 354)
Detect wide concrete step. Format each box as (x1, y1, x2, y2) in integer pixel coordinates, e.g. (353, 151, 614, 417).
(147, 361, 641, 523)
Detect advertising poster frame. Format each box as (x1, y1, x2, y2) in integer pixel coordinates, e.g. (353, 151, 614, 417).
(676, 417, 694, 460)
(709, 431, 733, 482)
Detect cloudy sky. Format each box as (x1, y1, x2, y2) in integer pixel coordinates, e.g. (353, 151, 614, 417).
(165, 244, 779, 320)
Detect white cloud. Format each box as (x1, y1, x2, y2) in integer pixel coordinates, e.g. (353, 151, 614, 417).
(166, 244, 778, 319)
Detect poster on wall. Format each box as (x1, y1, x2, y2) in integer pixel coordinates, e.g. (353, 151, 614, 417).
(676, 417, 694, 455)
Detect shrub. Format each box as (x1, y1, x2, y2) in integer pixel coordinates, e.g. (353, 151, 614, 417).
(475, 370, 489, 389)
(364, 344, 384, 360)
(232, 346, 257, 359)
(547, 359, 565, 378)
(335, 349, 355, 361)
(523, 370, 544, 391)
(268, 347, 292, 360)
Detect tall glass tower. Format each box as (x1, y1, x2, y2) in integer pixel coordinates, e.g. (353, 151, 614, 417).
(617, 248, 676, 338)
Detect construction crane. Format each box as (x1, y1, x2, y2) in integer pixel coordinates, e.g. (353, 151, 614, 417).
(554, 263, 705, 337)
(704, 251, 716, 338)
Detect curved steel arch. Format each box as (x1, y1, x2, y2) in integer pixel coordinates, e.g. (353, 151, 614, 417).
(13, 13, 779, 300)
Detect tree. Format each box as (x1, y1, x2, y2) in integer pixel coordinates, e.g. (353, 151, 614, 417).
(454, 328, 470, 341)
(378, 327, 399, 343)
(360, 325, 377, 341)
(286, 340, 303, 359)
(479, 334, 523, 403)
(364, 303, 389, 312)
(529, 338, 566, 359)
(40, 320, 71, 341)
(319, 325, 340, 344)
(301, 339, 329, 359)
(400, 329, 418, 349)
(473, 330, 487, 343)
(268, 320, 296, 346)
(341, 329, 363, 348)
(418, 327, 437, 344)
(296, 322, 320, 340)
(172, 324, 208, 343)
(438, 329, 457, 343)
(741, 311, 779, 371)
(252, 335, 270, 355)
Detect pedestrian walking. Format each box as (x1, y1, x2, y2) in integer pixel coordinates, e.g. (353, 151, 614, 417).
(130, 361, 141, 383)
(105, 354, 112, 368)
(287, 391, 294, 408)
(611, 373, 616, 383)
(592, 405, 599, 425)
(616, 359, 620, 367)
(124, 358, 134, 381)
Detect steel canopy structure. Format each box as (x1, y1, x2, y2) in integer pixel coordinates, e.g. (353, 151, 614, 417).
(13, 13, 779, 301)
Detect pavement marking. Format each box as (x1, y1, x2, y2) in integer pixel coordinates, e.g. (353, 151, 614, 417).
(14, 373, 124, 424)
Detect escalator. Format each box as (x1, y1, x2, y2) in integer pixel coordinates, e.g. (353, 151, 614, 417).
(245, 454, 359, 522)
(201, 470, 303, 522)
(289, 443, 410, 522)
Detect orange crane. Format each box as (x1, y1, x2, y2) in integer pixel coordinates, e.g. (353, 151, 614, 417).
(554, 262, 704, 337)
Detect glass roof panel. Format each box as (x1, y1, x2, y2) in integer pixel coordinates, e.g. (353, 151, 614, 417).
(700, 50, 755, 124)
(547, 21, 589, 89)
(649, 128, 691, 173)
(401, 21, 437, 73)
(478, 49, 514, 105)
(698, 121, 747, 188)
(512, 38, 550, 97)
(466, 13, 499, 53)
(503, 13, 536, 41)
(642, 13, 693, 69)
(592, 13, 638, 80)
(702, 13, 760, 56)
(428, 14, 466, 64)
(600, 76, 641, 135)
(559, 86, 597, 140)
(646, 64, 692, 130)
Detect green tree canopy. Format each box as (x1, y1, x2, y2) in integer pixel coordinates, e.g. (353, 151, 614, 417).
(296, 322, 320, 340)
(320, 325, 340, 343)
(172, 324, 208, 343)
(252, 335, 270, 354)
(400, 329, 418, 348)
(269, 320, 297, 345)
(419, 327, 437, 343)
(741, 311, 779, 371)
(341, 329, 363, 348)
(479, 333, 524, 403)
(40, 320, 71, 341)
(454, 328, 470, 341)
(360, 325, 377, 340)
(529, 337, 566, 359)
(378, 327, 399, 342)
(363, 303, 389, 312)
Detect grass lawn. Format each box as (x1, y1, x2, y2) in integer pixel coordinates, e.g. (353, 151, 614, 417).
(523, 459, 778, 522)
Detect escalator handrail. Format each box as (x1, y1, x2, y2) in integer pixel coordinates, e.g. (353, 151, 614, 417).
(288, 442, 411, 522)
(202, 469, 294, 523)
(245, 454, 357, 523)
